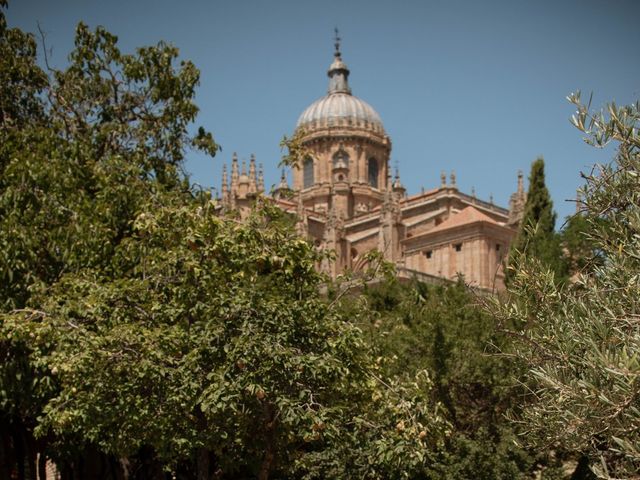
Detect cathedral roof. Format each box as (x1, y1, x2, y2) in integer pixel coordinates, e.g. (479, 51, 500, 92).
(296, 38, 385, 135)
(428, 206, 500, 234)
(297, 94, 385, 134)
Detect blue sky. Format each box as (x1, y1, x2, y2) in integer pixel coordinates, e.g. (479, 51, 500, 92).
(6, 0, 640, 223)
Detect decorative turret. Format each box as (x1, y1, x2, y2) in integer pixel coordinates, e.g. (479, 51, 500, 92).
(239, 160, 248, 183)
(257, 163, 265, 193)
(392, 167, 406, 198)
(235, 159, 249, 199)
(518, 169, 524, 193)
(221, 163, 229, 206)
(508, 170, 527, 226)
(222, 152, 261, 214)
(231, 152, 239, 193)
(274, 169, 291, 199)
(230, 153, 239, 208)
(378, 171, 402, 263)
(248, 154, 257, 195)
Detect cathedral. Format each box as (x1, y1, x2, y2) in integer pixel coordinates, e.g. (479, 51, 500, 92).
(219, 39, 526, 292)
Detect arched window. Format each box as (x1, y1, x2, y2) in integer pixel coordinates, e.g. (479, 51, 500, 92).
(332, 150, 349, 169)
(303, 157, 314, 188)
(368, 157, 379, 188)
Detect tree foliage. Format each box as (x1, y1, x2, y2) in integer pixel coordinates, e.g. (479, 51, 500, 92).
(507, 157, 567, 285)
(6, 201, 437, 477)
(348, 278, 553, 479)
(559, 211, 604, 278)
(0, 8, 207, 476)
(0, 16, 217, 312)
(492, 94, 640, 478)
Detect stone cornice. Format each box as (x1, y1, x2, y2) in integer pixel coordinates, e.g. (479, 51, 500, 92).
(300, 127, 391, 150)
(400, 188, 508, 220)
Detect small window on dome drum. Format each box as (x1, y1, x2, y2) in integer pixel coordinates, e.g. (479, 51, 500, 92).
(368, 158, 378, 188)
(332, 150, 349, 169)
(303, 157, 314, 188)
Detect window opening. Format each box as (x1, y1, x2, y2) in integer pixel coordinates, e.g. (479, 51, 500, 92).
(303, 157, 314, 188)
(332, 150, 349, 169)
(368, 158, 378, 188)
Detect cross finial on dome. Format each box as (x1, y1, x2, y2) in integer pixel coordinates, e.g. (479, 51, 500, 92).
(334, 27, 341, 58)
(327, 28, 350, 94)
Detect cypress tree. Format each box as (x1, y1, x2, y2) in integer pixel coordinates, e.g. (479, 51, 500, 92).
(506, 157, 567, 284)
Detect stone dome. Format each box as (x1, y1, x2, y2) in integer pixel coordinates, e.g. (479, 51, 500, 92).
(296, 93, 385, 134)
(296, 46, 385, 135)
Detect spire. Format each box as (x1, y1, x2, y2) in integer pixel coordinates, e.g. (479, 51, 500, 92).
(392, 165, 405, 197)
(327, 28, 351, 95)
(379, 168, 401, 263)
(440, 171, 447, 188)
(231, 152, 239, 195)
(257, 163, 265, 193)
(221, 163, 228, 204)
(278, 169, 289, 190)
(517, 169, 524, 195)
(508, 170, 527, 227)
(248, 154, 257, 194)
(382, 166, 396, 212)
(274, 169, 290, 199)
(240, 159, 247, 179)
